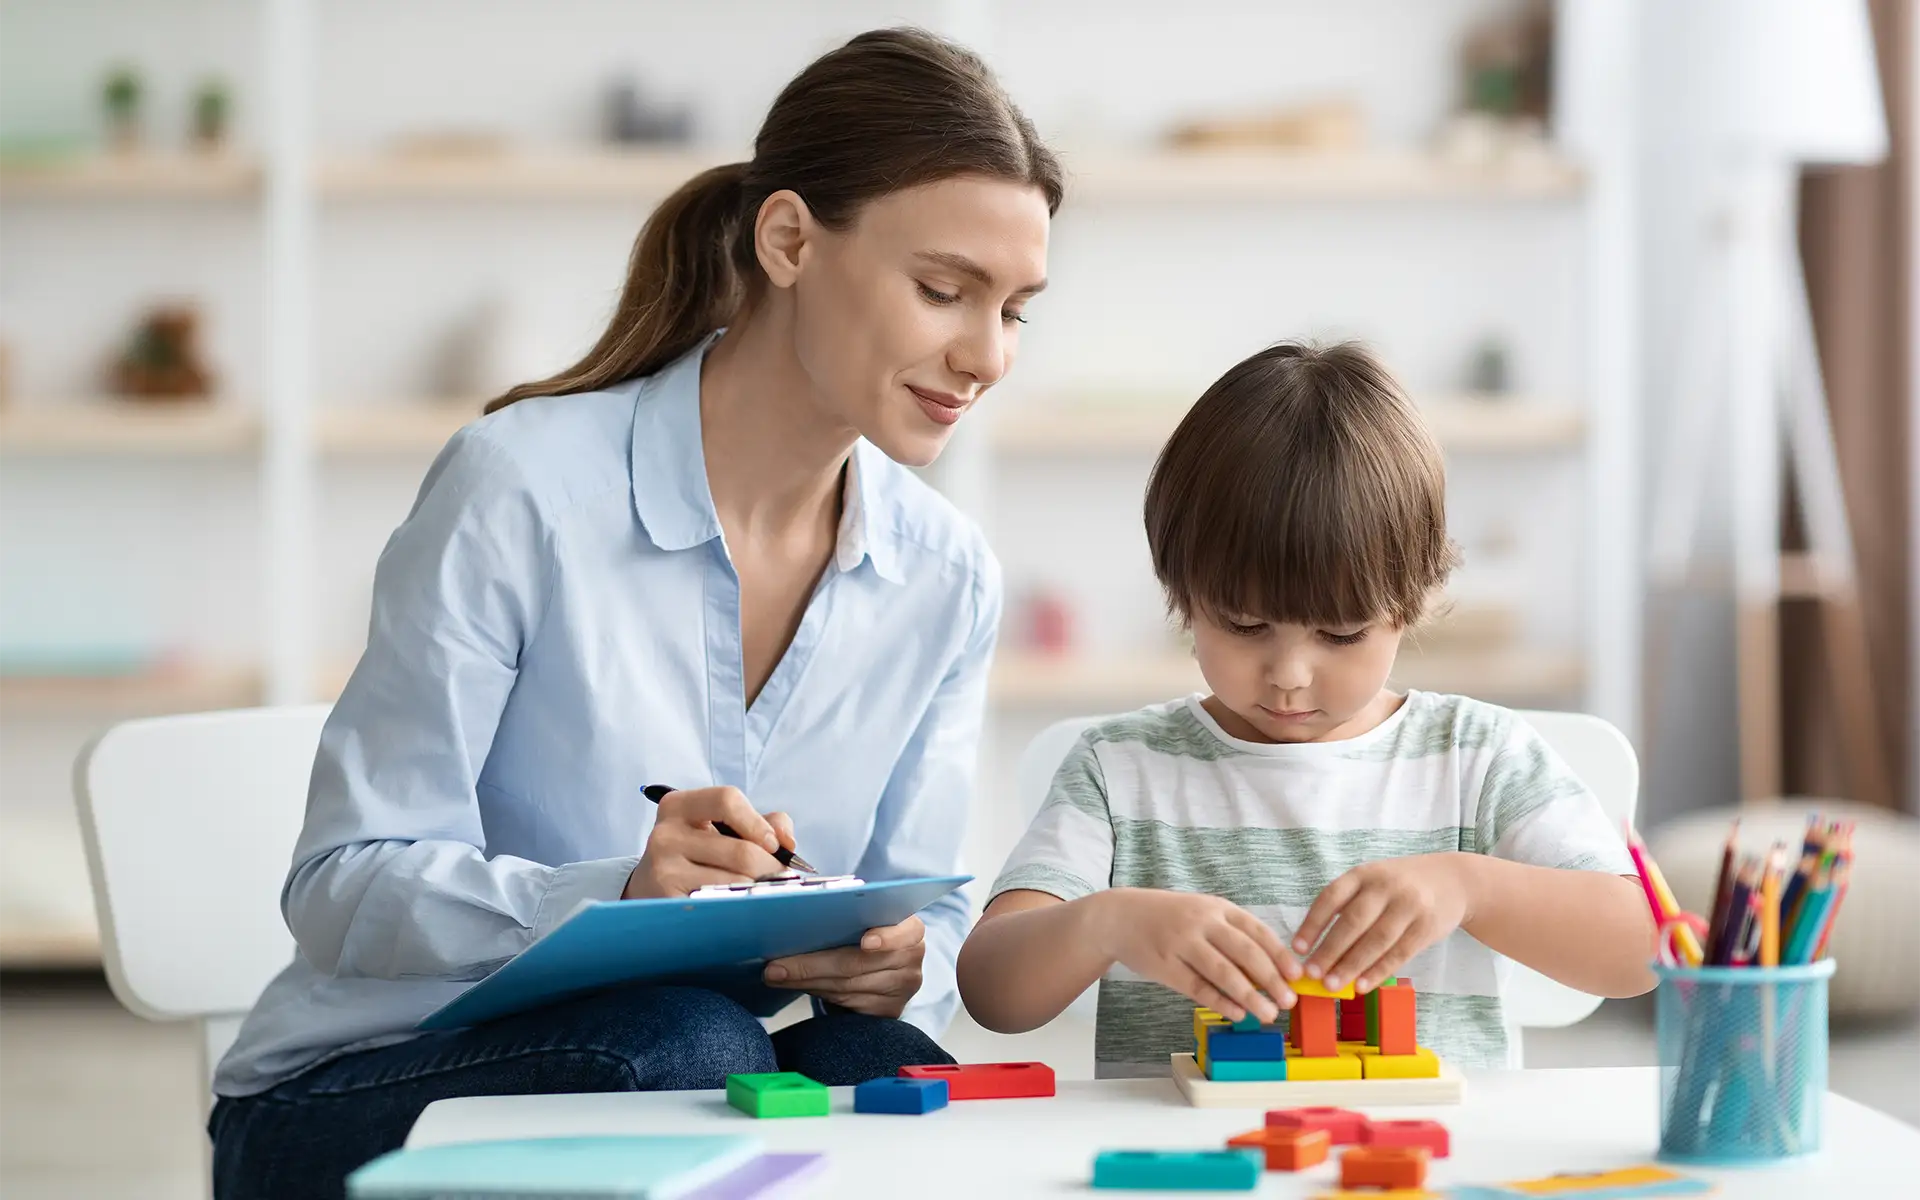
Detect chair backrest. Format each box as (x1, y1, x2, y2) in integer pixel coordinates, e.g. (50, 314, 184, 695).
(73, 705, 327, 1022)
(1012, 708, 1639, 1043)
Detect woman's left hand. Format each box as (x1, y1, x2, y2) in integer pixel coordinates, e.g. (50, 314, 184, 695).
(762, 915, 926, 1018)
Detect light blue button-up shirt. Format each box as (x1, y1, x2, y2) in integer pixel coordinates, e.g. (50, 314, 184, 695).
(215, 338, 1001, 1097)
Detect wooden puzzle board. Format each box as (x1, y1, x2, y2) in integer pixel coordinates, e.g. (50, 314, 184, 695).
(1169, 1053, 1465, 1108)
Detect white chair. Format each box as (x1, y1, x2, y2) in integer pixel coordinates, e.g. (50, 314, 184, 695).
(73, 704, 329, 1186)
(1012, 709, 1638, 1065)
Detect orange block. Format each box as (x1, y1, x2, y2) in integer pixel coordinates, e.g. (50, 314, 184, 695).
(1375, 981, 1416, 1056)
(1227, 1126, 1331, 1171)
(1295, 994, 1339, 1057)
(1340, 1145, 1429, 1191)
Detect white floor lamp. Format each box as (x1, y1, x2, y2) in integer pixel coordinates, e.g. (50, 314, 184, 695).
(1646, 0, 1892, 806)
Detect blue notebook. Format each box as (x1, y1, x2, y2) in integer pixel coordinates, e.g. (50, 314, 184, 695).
(346, 1135, 761, 1199)
(420, 875, 969, 1030)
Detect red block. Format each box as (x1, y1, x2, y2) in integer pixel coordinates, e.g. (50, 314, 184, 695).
(1341, 1145, 1429, 1191)
(1265, 1106, 1367, 1145)
(1294, 994, 1338, 1057)
(1376, 981, 1416, 1056)
(1360, 1118, 1451, 1158)
(899, 1062, 1054, 1100)
(1338, 998, 1369, 1041)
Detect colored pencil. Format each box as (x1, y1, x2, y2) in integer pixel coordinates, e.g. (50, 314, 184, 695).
(1777, 816, 1826, 936)
(1758, 843, 1784, 968)
(1712, 857, 1757, 966)
(1812, 824, 1854, 961)
(1627, 823, 1704, 966)
(1702, 820, 1740, 966)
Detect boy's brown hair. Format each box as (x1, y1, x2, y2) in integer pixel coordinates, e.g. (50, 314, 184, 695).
(1144, 341, 1458, 630)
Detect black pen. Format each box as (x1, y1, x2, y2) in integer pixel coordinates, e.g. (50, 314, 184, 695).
(642, 784, 817, 874)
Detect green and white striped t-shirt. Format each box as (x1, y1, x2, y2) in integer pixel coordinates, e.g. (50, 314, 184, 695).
(989, 691, 1634, 1078)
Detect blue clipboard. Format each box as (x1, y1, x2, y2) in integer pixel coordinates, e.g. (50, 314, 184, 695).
(419, 874, 970, 1031)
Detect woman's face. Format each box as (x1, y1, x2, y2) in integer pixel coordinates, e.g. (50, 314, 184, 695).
(780, 175, 1051, 467)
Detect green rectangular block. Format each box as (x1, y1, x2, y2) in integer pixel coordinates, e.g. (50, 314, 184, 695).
(725, 1072, 828, 1119)
(1206, 1058, 1289, 1081)
(1363, 977, 1400, 1048)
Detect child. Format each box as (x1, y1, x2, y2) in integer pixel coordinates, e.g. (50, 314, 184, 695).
(956, 341, 1655, 1077)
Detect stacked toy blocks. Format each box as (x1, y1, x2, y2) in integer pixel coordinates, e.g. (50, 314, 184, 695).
(1095, 1109, 1455, 1191)
(1192, 976, 1440, 1084)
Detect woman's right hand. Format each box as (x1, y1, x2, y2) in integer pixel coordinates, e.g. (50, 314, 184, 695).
(1089, 888, 1300, 1024)
(623, 786, 797, 899)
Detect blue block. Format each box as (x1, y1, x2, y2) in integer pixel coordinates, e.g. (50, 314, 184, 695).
(853, 1076, 948, 1115)
(1207, 1058, 1289, 1081)
(1092, 1150, 1260, 1190)
(1203, 1030, 1289, 1061)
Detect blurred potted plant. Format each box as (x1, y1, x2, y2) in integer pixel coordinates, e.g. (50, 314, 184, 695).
(110, 304, 216, 400)
(102, 65, 143, 152)
(191, 77, 232, 151)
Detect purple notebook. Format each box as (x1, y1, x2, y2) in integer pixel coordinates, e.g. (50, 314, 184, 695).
(677, 1153, 825, 1200)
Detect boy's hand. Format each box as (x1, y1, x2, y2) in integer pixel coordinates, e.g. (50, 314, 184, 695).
(1293, 853, 1478, 993)
(1092, 889, 1301, 1024)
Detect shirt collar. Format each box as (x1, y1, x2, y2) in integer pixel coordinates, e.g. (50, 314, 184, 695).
(628, 334, 906, 585)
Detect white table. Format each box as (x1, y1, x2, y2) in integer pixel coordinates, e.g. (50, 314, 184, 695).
(409, 1068, 1918, 1197)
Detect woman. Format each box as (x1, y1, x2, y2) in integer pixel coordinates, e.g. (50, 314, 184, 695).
(210, 28, 1060, 1199)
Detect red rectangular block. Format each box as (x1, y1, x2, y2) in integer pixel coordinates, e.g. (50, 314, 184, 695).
(1294, 994, 1338, 1057)
(899, 1061, 1054, 1100)
(1375, 981, 1416, 1056)
(1265, 1106, 1367, 1145)
(1341, 1145, 1430, 1191)
(1360, 1118, 1450, 1158)
(1338, 998, 1369, 1041)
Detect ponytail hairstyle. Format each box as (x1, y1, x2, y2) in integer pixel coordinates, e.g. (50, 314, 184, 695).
(486, 28, 1063, 414)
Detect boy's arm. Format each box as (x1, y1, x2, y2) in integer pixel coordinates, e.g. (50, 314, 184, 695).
(1457, 859, 1656, 996)
(958, 888, 1297, 1034)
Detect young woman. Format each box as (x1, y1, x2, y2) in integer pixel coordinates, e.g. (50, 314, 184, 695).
(209, 29, 1060, 1199)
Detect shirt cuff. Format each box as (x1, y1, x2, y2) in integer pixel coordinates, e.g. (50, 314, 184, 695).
(532, 855, 640, 941)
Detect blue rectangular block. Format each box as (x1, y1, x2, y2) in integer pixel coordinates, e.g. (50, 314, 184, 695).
(1092, 1150, 1260, 1191)
(1206, 1058, 1289, 1081)
(1203, 1030, 1289, 1061)
(852, 1076, 948, 1115)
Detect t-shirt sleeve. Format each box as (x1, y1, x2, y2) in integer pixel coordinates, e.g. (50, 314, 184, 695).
(988, 732, 1116, 904)
(1475, 714, 1636, 875)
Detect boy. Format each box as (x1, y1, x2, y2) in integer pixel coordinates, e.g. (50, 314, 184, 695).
(956, 342, 1654, 1076)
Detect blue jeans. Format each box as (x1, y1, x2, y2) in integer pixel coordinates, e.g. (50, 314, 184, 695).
(208, 985, 954, 1200)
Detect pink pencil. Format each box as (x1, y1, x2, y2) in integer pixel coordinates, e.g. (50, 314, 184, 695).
(1626, 838, 1666, 922)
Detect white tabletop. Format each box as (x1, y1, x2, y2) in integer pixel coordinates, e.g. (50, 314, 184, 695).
(408, 1068, 1918, 1197)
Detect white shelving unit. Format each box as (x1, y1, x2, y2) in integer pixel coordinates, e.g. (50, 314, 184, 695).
(0, 0, 1641, 966)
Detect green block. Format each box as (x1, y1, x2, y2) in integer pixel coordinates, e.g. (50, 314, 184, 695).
(1206, 1058, 1289, 1081)
(726, 1072, 828, 1119)
(1363, 978, 1400, 1048)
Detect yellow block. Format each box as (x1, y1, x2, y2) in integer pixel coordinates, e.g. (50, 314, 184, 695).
(1283, 1050, 1363, 1080)
(1504, 1167, 1693, 1197)
(1336, 1041, 1378, 1057)
(1289, 977, 1356, 1000)
(1360, 1046, 1441, 1079)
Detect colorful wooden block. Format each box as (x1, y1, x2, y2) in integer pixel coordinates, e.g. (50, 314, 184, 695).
(1339, 998, 1370, 1041)
(899, 1061, 1054, 1100)
(1337, 1041, 1378, 1057)
(725, 1072, 828, 1119)
(1295, 994, 1339, 1057)
(1092, 1149, 1260, 1190)
(1282, 1050, 1363, 1080)
(1205, 1030, 1289, 1061)
(1309, 1190, 1441, 1200)
(1361, 1047, 1441, 1080)
(852, 1076, 947, 1115)
(1207, 1059, 1290, 1081)
(1363, 976, 1402, 1046)
(1375, 980, 1416, 1056)
(1492, 1165, 1713, 1198)
(1227, 1126, 1331, 1171)
(1266, 1106, 1368, 1145)
(1360, 1118, 1450, 1157)
(1291, 977, 1357, 1000)
(1230, 1010, 1265, 1032)
(1341, 1145, 1430, 1191)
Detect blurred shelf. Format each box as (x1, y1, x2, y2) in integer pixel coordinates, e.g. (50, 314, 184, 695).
(0, 927, 101, 969)
(317, 401, 481, 453)
(0, 402, 261, 455)
(0, 664, 263, 718)
(1066, 149, 1584, 202)
(991, 395, 1583, 455)
(0, 152, 261, 199)
(991, 647, 1583, 708)
(318, 149, 735, 200)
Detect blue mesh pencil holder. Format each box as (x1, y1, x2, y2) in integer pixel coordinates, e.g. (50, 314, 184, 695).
(1654, 960, 1834, 1165)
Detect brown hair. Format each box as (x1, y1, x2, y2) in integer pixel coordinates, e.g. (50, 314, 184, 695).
(487, 28, 1062, 413)
(1144, 341, 1459, 629)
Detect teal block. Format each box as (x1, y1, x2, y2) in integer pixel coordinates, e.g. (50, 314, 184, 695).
(1230, 1012, 1263, 1032)
(1092, 1150, 1260, 1190)
(1206, 1058, 1289, 1081)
